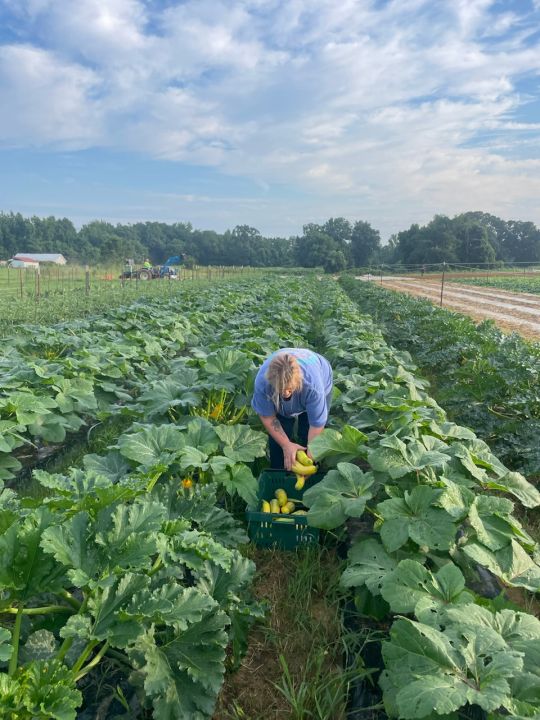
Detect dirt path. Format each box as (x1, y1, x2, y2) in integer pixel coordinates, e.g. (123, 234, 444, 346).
(358, 276, 540, 341)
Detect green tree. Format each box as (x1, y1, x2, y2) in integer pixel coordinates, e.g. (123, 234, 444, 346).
(454, 219, 495, 264)
(350, 220, 381, 267)
(295, 225, 346, 272)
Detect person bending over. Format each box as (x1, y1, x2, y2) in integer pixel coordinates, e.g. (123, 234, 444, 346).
(251, 348, 333, 470)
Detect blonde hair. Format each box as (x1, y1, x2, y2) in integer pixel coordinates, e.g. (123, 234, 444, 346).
(266, 353, 303, 411)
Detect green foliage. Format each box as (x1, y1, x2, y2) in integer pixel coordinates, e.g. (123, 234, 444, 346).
(380, 605, 540, 719)
(0, 275, 322, 718)
(303, 462, 374, 529)
(340, 275, 540, 474)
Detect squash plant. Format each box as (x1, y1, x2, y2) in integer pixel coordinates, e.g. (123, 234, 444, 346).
(303, 282, 540, 720)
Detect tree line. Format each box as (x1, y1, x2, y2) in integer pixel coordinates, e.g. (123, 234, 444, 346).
(1, 210, 539, 271)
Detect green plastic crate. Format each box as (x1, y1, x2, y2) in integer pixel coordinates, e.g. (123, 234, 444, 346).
(246, 468, 323, 550)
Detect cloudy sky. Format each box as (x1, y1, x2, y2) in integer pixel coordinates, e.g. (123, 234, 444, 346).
(1, 0, 540, 240)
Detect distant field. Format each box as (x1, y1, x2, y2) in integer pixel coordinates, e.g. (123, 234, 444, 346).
(0, 264, 251, 334)
(450, 273, 540, 294)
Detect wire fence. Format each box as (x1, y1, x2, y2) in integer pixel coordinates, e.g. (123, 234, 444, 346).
(356, 260, 540, 279)
(0, 263, 259, 335)
(0, 263, 256, 300)
(355, 261, 540, 307)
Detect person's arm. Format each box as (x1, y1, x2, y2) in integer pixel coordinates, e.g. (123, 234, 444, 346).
(259, 415, 305, 470)
(307, 424, 325, 457)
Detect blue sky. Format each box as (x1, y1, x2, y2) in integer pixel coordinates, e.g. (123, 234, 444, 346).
(1, 0, 540, 241)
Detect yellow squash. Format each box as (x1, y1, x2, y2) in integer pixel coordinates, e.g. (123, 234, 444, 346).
(296, 450, 313, 466)
(290, 461, 317, 476)
(270, 499, 281, 514)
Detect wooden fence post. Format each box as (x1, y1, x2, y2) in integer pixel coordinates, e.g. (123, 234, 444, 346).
(440, 262, 446, 307)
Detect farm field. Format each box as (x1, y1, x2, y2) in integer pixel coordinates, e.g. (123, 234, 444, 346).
(341, 275, 540, 476)
(1, 275, 540, 720)
(373, 275, 540, 340)
(0, 265, 255, 336)
(454, 273, 540, 295)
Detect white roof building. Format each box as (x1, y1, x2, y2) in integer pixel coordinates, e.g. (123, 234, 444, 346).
(13, 253, 67, 265)
(9, 257, 39, 269)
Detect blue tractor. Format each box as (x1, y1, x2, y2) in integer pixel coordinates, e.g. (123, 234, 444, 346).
(120, 255, 185, 281)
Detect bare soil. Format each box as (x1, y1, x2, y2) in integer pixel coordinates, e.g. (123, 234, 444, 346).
(368, 277, 540, 342)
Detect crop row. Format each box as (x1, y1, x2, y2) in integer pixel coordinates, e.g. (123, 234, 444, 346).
(303, 281, 540, 719)
(339, 275, 540, 475)
(0, 276, 321, 719)
(0, 281, 282, 482)
(454, 275, 540, 295)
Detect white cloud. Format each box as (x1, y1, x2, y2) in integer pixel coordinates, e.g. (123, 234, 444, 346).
(0, 44, 102, 146)
(1, 0, 540, 236)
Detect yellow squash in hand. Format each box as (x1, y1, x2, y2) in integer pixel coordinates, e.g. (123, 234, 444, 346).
(296, 450, 313, 466)
(290, 461, 317, 476)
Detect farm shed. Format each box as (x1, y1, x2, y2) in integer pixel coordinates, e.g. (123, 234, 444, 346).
(13, 253, 67, 265)
(8, 256, 40, 269)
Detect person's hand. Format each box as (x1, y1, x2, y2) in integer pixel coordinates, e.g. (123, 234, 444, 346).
(283, 442, 306, 471)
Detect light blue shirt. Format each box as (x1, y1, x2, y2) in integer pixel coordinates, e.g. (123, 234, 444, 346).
(251, 348, 333, 427)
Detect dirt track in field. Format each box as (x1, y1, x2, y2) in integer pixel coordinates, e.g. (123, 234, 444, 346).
(359, 276, 540, 341)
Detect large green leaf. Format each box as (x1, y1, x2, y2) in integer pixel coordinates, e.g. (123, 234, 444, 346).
(158, 529, 234, 573)
(463, 540, 540, 592)
(369, 435, 449, 480)
(438, 479, 474, 520)
(215, 463, 258, 506)
(483, 471, 540, 509)
(88, 573, 151, 646)
(185, 418, 220, 455)
(377, 486, 457, 553)
(95, 498, 165, 570)
(341, 538, 397, 594)
(380, 559, 474, 619)
(303, 463, 374, 529)
(19, 630, 58, 664)
(53, 377, 97, 413)
(0, 420, 27, 453)
(196, 553, 262, 669)
(124, 585, 217, 630)
(0, 659, 82, 720)
(117, 424, 185, 468)
(1, 391, 57, 426)
(0, 455, 22, 481)
(0, 508, 64, 600)
(41, 511, 102, 587)
(468, 495, 532, 552)
(381, 614, 524, 718)
(135, 375, 201, 418)
(215, 424, 267, 463)
(27, 414, 68, 443)
(82, 451, 130, 482)
(156, 483, 248, 548)
(128, 613, 228, 720)
(309, 425, 368, 465)
(178, 446, 209, 471)
(196, 553, 256, 606)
